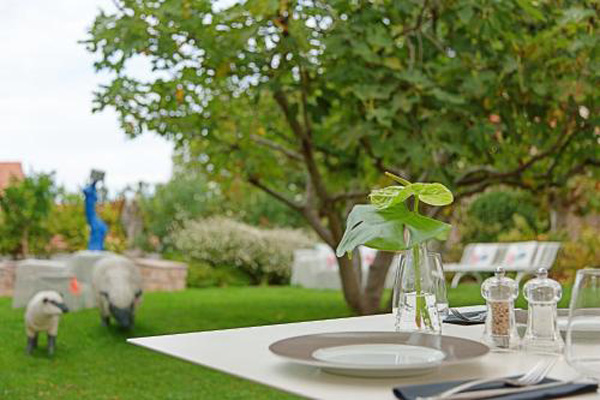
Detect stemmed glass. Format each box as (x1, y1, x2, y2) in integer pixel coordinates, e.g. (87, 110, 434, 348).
(565, 269, 600, 381)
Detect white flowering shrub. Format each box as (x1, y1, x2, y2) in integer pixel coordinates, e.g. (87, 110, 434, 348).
(171, 217, 314, 284)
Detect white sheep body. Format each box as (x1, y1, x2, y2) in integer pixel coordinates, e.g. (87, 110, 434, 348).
(25, 291, 65, 337)
(25, 291, 68, 355)
(92, 255, 143, 328)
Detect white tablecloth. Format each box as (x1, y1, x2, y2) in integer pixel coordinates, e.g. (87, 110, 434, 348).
(129, 310, 597, 399)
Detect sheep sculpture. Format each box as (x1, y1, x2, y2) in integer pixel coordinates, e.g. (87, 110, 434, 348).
(92, 255, 143, 330)
(25, 291, 69, 356)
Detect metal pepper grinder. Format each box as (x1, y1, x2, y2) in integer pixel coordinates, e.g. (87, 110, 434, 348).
(522, 268, 564, 353)
(481, 267, 520, 350)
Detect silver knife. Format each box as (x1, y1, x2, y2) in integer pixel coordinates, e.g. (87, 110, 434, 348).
(418, 380, 574, 400)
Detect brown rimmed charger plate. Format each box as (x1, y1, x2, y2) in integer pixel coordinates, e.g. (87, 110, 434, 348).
(269, 332, 489, 378)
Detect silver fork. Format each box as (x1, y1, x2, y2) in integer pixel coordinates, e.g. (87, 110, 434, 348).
(417, 357, 558, 400)
(450, 308, 486, 322)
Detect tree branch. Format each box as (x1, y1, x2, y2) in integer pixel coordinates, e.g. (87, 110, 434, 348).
(455, 130, 578, 187)
(359, 137, 409, 179)
(299, 64, 313, 137)
(273, 89, 331, 204)
(247, 175, 303, 212)
(249, 134, 303, 162)
(331, 191, 369, 203)
(301, 175, 335, 246)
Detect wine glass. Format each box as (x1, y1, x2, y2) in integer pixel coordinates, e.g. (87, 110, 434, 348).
(565, 269, 600, 381)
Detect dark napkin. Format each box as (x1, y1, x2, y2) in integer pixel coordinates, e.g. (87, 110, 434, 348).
(443, 310, 486, 325)
(393, 377, 598, 400)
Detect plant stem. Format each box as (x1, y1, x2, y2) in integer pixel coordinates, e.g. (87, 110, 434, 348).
(412, 197, 423, 328)
(385, 171, 412, 186)
(412, 244, 422, 328)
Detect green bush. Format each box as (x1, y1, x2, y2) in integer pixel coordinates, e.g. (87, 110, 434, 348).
(138, 172, 306, 252)
(139, 172, 222, 248)
(0, 173, 56, 257)
(551, 227, 600, 283)
(185, 261, 253, 288)
(47, 193, 88, 253)
(461, 189, 547, 243)
(171, 217, 315, 285)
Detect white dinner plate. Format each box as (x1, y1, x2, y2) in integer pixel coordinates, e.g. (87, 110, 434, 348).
(269, 331, 489, 378)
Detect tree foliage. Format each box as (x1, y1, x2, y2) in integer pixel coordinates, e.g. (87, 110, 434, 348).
(85, 0, 600, 313)
(0, 173, 57, 257)
(460, 189, 546, 243)
(138, 167, 306, 251)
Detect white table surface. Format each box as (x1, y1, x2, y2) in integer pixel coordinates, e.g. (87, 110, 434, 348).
(128, 310, 598, 400)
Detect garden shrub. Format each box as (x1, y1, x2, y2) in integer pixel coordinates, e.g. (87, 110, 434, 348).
(461, 189, 547, 243)
(185, 260, 253, 288)
(46, 194, 88, 253)
(553, 227, 600, 283)
(137, 172, 306, 252)
(171, 217, 314, 285)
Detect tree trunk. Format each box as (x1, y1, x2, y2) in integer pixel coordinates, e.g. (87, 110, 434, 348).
(336, 251, 396, 315)
(337, 255, 366, 314)
(363, 251, 395, 314)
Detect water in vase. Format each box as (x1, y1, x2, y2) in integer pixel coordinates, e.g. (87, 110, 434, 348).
(395, 292, 441, 334)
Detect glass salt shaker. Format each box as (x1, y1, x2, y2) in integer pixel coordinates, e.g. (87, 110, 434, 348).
(481, 267, 520, 349)
(522, 268, 564, 353)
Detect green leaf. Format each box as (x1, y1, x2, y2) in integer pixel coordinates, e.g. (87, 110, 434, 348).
(246, 0, 279, 16)
(409, 183, 454, 206)
(335, 203, 451, 257)
(369, 185, 410, 209)
(516, 0, 545, 21)
(457, 6, 474, 24)
(559, 7, 596, 26)
(430, 88, 465, 105)
(369, 182, 454, 209)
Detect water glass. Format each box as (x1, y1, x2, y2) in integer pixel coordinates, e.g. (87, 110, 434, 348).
(392, 244, 444, 334)
(565, 269, 600, 381)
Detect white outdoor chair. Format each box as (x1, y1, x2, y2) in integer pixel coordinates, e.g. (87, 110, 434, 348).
(446, 243, 505, 288)
(529, 241, 562, 276)
(501, 241, 539, 284)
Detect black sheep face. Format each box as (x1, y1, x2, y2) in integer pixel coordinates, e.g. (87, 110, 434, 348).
(42, 296, 69, 316)
(101, 290, 142, 330)
(109, 303, 135, 330)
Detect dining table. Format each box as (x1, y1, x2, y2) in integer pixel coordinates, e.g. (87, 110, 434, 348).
(128, 306, 598, 399)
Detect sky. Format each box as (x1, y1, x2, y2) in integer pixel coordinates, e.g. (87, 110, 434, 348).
(0, 0, 173, 192)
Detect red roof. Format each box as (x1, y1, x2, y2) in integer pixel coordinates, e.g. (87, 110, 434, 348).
(0, 162, 24, 191)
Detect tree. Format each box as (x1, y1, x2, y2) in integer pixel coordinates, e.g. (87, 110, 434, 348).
(85, 0, 600, 314)
(48, 191, 89, 252)
(0, 173, 56, 257)
(138, 171, 221, 246)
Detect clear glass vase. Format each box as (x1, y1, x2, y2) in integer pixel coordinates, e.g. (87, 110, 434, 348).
(393, 243, 442, 334)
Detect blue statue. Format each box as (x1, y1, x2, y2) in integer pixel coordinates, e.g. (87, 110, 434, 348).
(83, 170, 108, 251)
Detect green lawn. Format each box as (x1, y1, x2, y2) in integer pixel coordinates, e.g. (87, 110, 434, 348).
(0, 284, 571, 399)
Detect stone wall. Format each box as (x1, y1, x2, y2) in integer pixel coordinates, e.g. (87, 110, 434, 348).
(133, 258, 188, 292)
(0, 261, 16, 297)
(0, 257, 188, 297)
